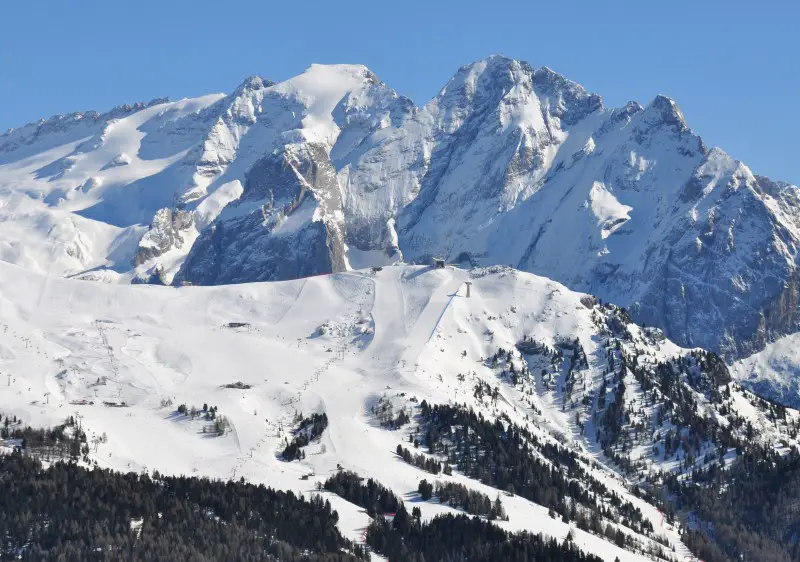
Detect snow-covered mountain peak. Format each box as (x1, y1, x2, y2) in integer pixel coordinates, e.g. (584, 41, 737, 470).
(233, 75, 274, 95)
(641, 93, 689, 131)
(436, 56, 530, 107)
(267, 63, 384, 146)
(624, 100, 645, 113)
(426, 56, 600, 141)
(532, 65, 603, 126)
(274, 63, 380, 103)
(448, 54, 523, 81)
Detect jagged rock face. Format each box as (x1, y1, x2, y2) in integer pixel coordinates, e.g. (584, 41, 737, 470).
(396, 58, 606, 263)
(631, 154, 800, 359)
(173, 211, 333, 284)
(331, 82, 418, 260)
(134, 208, 195, 266)
(174, 143, 346, 284)
(1, 56, 800, 376)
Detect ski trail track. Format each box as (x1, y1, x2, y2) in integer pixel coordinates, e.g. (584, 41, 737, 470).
(230, 271, 377, 479)
(319, 265, 468, 487)
(365, 265, 466, 386)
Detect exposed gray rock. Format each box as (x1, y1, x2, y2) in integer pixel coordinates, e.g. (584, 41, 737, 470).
(134, 208, 195, 266)
(174, 142, 347, 284)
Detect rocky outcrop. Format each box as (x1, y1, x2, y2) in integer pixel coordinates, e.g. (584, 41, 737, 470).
(174, 143, 347, 284)
(134, 208, 195, 266)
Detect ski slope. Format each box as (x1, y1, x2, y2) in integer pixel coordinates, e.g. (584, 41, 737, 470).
(0, 262, 723, 560)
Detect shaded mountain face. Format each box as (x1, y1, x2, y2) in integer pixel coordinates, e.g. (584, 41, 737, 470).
(1, 56, 799, 369)
(173, 142, 347, 285)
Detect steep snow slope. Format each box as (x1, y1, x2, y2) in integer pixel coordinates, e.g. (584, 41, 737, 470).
(0, 96, 226, 281)
(1, 262, 797, 560)
(2, 55, 800, 394)
(732, 332, 800, 407)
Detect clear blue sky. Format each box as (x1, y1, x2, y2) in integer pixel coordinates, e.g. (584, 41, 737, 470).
(2, 0, 798, 183)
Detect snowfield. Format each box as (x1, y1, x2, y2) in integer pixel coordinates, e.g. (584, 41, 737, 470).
(3, 57, 800, 387)
(0, 261, 715, 561)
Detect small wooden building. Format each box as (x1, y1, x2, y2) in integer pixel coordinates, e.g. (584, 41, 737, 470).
(433, 257, 445, 269)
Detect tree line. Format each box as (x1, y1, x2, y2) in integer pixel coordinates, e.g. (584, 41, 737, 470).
(0, 453, 368, 561)
(323, 469, 602, 562)
(366, 510, 603, 562)
(414, 401, 654, 539)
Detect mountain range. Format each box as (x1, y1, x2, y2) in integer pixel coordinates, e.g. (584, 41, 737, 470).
(3, 57, 800, 404)
(3, 56, 800, 560)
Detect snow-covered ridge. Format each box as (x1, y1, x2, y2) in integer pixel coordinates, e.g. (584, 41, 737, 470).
(1, 56, 799, 403)
(1, 97, 170, 143)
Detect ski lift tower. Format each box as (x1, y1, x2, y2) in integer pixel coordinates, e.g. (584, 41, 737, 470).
(465, 281, 472, 298)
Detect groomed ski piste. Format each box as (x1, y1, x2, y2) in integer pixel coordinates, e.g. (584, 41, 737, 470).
(2, 260, 785, 561)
